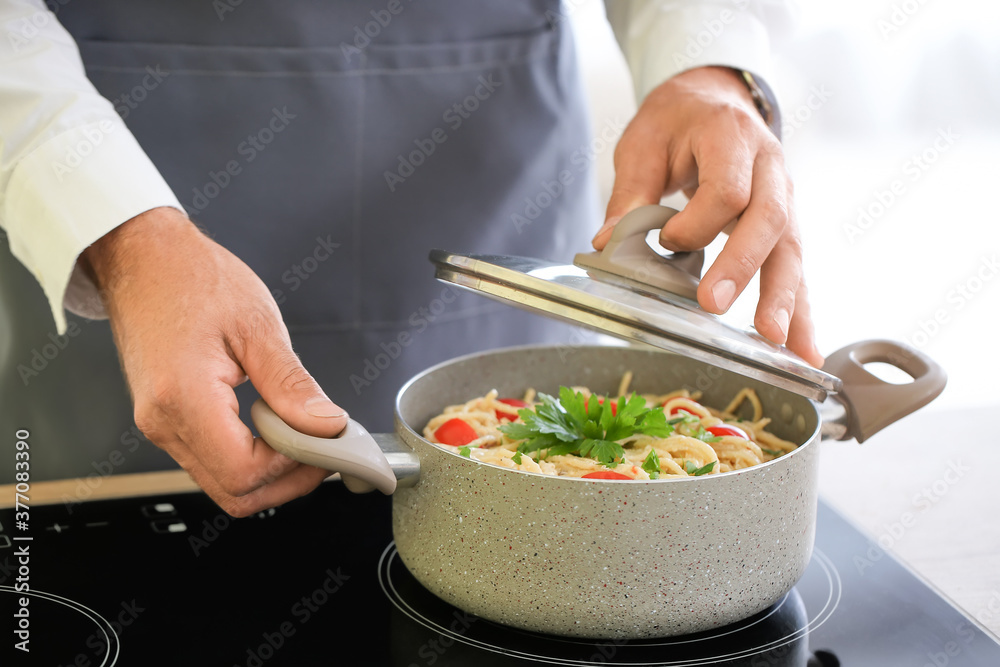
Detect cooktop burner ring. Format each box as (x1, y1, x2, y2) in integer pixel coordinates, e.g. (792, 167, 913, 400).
(378, 543, 842, 666)
(1, 584, 121, 666)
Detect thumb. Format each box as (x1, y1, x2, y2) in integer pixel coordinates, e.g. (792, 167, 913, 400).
(237, 324, 348, 439)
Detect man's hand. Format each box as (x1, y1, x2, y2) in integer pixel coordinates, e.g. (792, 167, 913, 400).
(80, 207, 346, 517)
(594, 66, 823, 367)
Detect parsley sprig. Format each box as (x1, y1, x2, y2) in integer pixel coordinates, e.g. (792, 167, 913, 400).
(499, 387, 673, 467)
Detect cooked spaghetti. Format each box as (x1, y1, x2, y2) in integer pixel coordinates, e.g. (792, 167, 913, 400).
(423, 373, 799, 480)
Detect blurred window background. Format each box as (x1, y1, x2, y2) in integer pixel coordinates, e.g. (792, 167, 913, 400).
(571, 0, 999, 412)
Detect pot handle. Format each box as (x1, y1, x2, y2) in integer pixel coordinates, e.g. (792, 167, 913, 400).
(823, 340, 947, 443)
(250, 399, 400, 495)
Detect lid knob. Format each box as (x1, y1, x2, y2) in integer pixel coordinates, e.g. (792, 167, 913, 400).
(573, 205, 704, 302)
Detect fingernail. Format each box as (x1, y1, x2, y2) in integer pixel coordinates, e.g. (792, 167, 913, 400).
(712, 279, 736, 312)
(592, 216, 621, 246)
(773, 307, 790, 338)
(304, 396, 347, 418)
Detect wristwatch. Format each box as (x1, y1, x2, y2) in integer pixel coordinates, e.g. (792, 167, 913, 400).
(735, 69, 782, 140)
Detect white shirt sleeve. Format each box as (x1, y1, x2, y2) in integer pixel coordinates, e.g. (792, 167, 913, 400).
(604, 0, 795, 105)
(0, 0, 183, 335)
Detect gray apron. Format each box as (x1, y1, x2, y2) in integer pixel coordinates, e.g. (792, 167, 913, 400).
(0, 0, 597, 483)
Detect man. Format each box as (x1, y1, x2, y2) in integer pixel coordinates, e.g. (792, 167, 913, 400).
(0, 0, 819, 515)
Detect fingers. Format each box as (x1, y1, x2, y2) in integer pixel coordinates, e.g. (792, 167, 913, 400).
(785, 281, 825, 367)
(168, 436, 331, 518)
(658, 132, 753, 253)
(594, 123, 671, 249)
(230, 311, 348, 440)
(697, 149, 789, 314)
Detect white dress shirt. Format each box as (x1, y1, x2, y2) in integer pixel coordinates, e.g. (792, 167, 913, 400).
(0, 0, 792, 335)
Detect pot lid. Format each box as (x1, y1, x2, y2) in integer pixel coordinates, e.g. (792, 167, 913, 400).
(430, 205, 841, 401)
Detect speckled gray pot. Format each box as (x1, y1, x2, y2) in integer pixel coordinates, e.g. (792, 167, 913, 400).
(252, 342, 944, 639)
(390, 345, 819, 639)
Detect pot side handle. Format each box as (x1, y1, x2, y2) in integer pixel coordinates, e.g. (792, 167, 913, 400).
(823, 340, 947, 443)
(250, 398, 399, 495)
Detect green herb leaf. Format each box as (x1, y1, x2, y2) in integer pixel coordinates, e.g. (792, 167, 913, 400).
(458, 446, 471, 458)
(501, 387, 670, 466)
(511, 451, 523, 465)
(668, 411, 700, 426)
(642, 449, 660, 477)
(692, 426, 721, 444)
(637, 409, 673, 438)
(684, 460, 716, 476)
(761, 448, 783, 457)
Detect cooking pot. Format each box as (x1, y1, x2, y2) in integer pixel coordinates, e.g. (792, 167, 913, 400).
(253, 205, 945, 638)
(252, 340, 943, 638)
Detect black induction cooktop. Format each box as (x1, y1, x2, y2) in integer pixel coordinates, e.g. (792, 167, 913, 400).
(2, 482, 999, 666)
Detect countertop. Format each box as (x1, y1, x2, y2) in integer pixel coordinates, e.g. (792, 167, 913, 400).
(3, 405, 998, 638)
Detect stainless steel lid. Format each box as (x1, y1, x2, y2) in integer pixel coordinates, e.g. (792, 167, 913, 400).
(430, 205, 842, 402)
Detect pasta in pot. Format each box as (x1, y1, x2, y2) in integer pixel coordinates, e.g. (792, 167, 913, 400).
(423, 373, 799, 480)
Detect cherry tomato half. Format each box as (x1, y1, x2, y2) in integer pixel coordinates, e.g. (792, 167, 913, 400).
(665, 405, 693, 415)
(494, 398, 529, 421)
(584, 397, 617, 416)
(434, 418, 478, 446)
(581, 471, 632, 480)
(706, 424, 749, 439)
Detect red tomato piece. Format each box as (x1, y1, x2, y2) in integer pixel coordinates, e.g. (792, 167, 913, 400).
(584, 397, 617, 416)
(434, 419, 478, 446)
(707, 424, 749, 439)
(581, 471, 632, 480)
(494, 398, 529, 421)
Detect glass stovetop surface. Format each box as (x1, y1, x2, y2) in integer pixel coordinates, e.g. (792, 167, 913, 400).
(2, 482, 998, 666)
